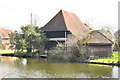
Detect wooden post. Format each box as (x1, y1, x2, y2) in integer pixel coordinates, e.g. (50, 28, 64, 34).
(65, 31, 67, 53)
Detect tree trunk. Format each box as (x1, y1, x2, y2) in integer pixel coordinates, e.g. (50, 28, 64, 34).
(27, 48, 32, 53)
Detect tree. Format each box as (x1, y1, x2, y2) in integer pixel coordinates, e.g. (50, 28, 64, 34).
(99, 25, 113, 41)
(9, 24, 47, 54)
(9, 31, 16, 48)
(114, 29, 120, 51)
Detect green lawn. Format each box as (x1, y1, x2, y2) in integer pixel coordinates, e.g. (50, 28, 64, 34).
(89, 51, 119, 64)
(0, 50, 14, 54)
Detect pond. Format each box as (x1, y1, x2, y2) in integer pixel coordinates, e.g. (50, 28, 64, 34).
(0, 56, 119, 78)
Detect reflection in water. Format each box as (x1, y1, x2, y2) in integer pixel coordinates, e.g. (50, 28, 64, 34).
(1, 57, 18, 64)
(112, 66, 118, 78)
(21, 58, 27, 65)
(0, 56, 119, 78)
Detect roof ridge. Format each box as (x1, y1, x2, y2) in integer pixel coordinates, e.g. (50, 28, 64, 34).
(97, 31, 114, 44)
(61, 10, 69, 30)
(61, 10, 75, 15)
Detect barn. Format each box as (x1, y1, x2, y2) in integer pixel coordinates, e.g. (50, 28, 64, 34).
(42, 10, 113, 58)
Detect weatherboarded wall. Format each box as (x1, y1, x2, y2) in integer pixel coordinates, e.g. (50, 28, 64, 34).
(87, 44, 112, 58)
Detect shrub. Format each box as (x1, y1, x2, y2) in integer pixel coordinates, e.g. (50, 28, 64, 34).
(2, 44, 7, 50)
(48, 41, 89, 62)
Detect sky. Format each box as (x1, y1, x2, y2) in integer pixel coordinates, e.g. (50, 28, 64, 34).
(0, 0, 119, 32)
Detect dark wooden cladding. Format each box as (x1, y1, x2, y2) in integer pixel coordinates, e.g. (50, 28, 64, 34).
(44, 31, 71, 49)
(88, 45, 112, 57)
(45, 41, 64, 50)
(45, 31, 71, 38)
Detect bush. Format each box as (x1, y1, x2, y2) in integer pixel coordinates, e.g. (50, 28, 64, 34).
(14, 51, 26, 57)
(1, 44, 7, 50)
(48, 41, 89, 62)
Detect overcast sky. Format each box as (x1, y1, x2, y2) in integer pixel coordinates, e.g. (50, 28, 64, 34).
(0, 0, 119, 32)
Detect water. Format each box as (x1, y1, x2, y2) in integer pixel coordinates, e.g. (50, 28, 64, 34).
(0, 56, 119, 78)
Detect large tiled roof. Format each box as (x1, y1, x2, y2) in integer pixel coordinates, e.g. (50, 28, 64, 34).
(0, 28, 13, 38)
(42, 10, 90, 40)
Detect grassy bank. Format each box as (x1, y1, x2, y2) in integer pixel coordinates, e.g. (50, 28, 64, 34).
(0, 50, 14, 54)
(89, 51, 119, 64)
(0, 49, 42, 58)
(0, 50, 119, 64)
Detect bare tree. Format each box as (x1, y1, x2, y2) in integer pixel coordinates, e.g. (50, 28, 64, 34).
(99, 25, 114, 41)
(114, 29, 120, 51)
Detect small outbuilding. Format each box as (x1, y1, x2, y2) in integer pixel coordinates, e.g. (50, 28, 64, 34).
(86, 30, 113, 58)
